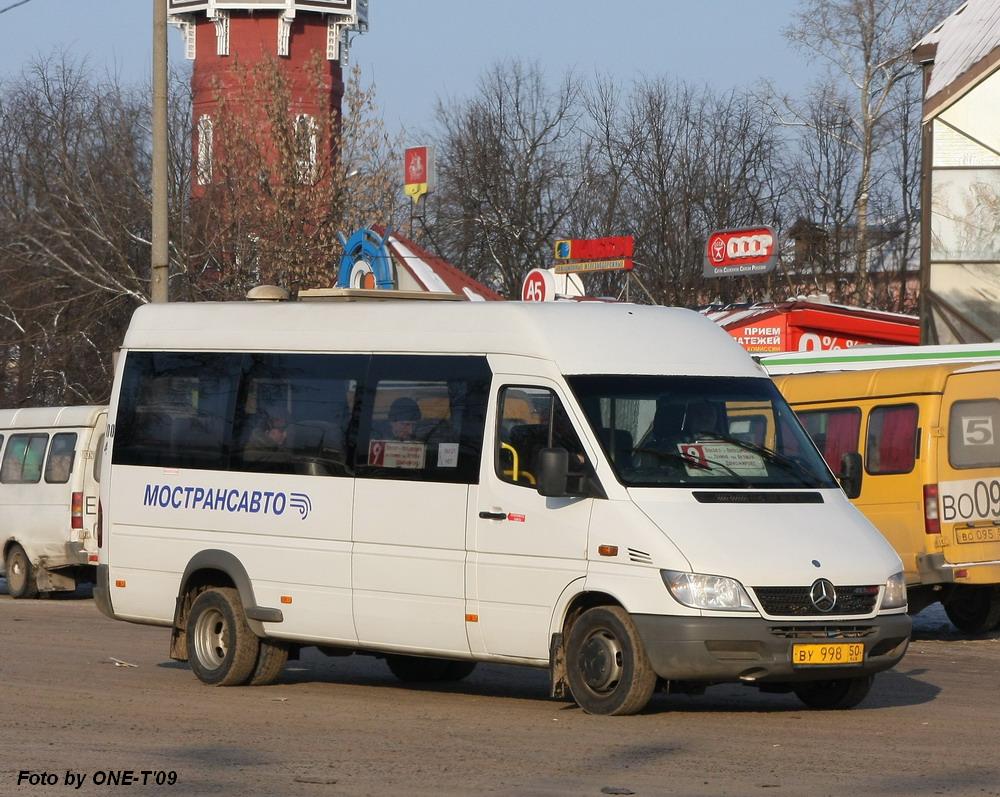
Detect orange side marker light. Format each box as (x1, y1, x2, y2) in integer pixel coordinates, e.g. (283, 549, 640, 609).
(465, 613, 479, 623)
(280, 595, 293, 605)
(115, 579, 126, 588)
(597, 545, 619, 557)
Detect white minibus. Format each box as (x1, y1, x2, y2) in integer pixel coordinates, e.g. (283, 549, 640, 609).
(95, 301, 910, 714)
(1, 405, 107, 597)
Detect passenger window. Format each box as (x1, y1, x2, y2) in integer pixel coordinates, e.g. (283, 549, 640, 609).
(45, 433, 78, 484)
(866, 404, 918, 475)
(949, 399, 1000, 469)
(798, 408, 862, 472)
(355, 356, 491, 484)
(1, 433, 49, 484)
(232, 353, 365, 477)
(497, 387, 590, 490)
(112, 352, 242, 470)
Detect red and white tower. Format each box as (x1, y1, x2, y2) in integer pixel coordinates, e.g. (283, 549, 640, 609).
(167, 0, 369, 196)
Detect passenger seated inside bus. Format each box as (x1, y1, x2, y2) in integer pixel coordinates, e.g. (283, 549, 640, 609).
(681, 400, 725, 440)
(244, 411, 290, 463)
(387, 397, 421, 441)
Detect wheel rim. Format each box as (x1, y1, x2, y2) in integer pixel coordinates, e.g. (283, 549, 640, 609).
(7, 552, 26, 592)
(193, 607, 228, 670)
(578, 628, 624, 694)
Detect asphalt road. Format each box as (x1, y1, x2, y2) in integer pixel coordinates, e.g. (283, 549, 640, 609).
(1, 581, 999, 797)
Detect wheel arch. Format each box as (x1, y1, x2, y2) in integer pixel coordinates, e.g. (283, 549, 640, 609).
(173, 550, 264, 638)
(3, 536, 29, 566)
(559, 589, 626, 637)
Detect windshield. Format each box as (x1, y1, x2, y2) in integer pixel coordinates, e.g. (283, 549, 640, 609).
(568, 375, 838, 490)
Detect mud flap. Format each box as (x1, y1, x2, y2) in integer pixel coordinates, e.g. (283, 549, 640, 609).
(169, 594, 189, 661)
(36, 567, 76, 593)
(549, 633, 568, 699)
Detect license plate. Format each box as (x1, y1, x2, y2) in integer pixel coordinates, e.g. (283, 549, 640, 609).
(792, 643, 864, 666)
(956, 525, 1000, 544)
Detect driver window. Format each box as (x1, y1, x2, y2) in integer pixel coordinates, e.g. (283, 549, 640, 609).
(496, 386, 588, 489)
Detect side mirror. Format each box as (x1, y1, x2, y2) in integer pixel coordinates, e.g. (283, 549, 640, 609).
(536, 447, 569, 497)
(839, 452, 863, 499)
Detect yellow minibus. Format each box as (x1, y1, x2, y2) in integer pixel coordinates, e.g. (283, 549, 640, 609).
(772, 363, 1000, 633)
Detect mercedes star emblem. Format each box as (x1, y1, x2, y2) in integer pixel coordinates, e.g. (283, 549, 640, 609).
(809, 578, 837, 612)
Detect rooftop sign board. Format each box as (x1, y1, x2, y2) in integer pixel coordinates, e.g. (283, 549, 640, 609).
(403, 145, 434, 204)
(704, 226, 778, 277)
(168, 1, 358, 12)
(553, 236, 634, 273)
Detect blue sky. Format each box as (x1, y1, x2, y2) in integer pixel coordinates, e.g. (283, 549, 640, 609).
(0, 0, 819, 138)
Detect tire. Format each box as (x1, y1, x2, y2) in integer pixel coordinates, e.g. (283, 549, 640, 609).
(565, 605, 657, 716)
(247, 638, 289, 687)
(385, 655, 475, 683)
(793, 675, 873, 710)
(186, 587, 260, 686)
(5, 544, 38, 599)
(443, 660, 477, 681)
(944, 586, 1000, 634)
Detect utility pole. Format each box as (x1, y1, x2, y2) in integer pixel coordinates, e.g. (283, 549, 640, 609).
(151, 0, 169, 303)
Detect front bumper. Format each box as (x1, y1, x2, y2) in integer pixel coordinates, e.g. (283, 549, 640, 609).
(632, 612, 911, 684)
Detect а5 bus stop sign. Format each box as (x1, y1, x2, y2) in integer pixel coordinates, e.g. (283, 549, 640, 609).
(704, 226, 778, 277)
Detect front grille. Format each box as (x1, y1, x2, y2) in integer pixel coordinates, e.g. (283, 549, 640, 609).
(753, 585, 879, 616)
(770, 625, 877, 640)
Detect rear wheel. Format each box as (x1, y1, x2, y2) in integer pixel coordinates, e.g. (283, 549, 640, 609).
(5, 544, 38, 599)
(793, 675, 873, 710)
(944, 586, 1000, 634)
(565, 606, 657, 716)
(385, 655, 476, 683)
(443, 660, 477, 681)
(247, 639, 289, 686)
(186, 587, 260, 686)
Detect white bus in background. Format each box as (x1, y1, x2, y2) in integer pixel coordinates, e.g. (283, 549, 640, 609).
(95, 300, 909, 715)
(0, 405, 107, 598)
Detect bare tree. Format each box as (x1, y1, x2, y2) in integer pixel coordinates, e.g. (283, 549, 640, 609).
(0, 53, 399, 406)
(185, 57, 401, 298)
(0, 55, 153, 405)
(587, 78, 786, 306)
(783, 0, 953, 301)
(425, 61, 590, 298)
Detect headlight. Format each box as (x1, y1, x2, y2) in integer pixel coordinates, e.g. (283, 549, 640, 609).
(880, 572, 907, 610)
(661, 570, 756, 612)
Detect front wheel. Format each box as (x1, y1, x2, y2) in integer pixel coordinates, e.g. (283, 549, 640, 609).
(793, 675, 873, 710)
(5, 544, 38, 599)
(248, 639, 289, 686)
(565, 606, 657, 716)
(944, 586, 1000, 634)
(186, 587, 260, 686)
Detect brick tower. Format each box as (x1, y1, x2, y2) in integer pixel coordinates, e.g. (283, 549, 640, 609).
(167, 1, 369, 197)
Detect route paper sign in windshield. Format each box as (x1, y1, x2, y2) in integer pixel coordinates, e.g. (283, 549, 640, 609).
(679, 442, 768, 478)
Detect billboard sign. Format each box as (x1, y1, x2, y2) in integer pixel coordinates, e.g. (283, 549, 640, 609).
(553, 236, 634, 273)
(704, 226, 778, 277)
(403, 145, 434, 203)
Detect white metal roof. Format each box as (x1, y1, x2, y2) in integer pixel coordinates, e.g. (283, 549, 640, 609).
(917, 0, 1000, 103)
(121, 301, 764, 378)
(0, 405, 106, 431)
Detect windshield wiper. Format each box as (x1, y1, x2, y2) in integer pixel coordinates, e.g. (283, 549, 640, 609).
(632, 447, 751, 486)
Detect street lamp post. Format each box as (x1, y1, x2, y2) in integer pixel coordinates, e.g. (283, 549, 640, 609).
(151, 0, 169, 303)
